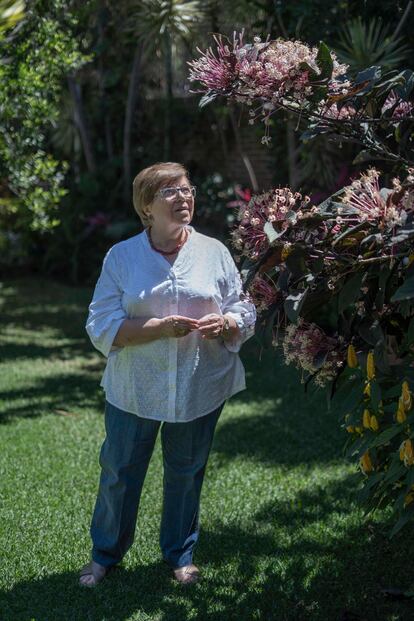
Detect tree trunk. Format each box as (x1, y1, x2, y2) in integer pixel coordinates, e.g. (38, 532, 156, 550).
(68, 76, 97, 174)
(163, 30, 173, 161)
(97, 7, 114, 163)
(123, 40, 143, 207)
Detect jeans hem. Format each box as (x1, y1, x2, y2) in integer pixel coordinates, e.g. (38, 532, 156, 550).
(91, 550, 121, 568)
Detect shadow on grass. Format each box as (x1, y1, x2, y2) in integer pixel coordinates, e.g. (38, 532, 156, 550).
(2, 475, 414, 621)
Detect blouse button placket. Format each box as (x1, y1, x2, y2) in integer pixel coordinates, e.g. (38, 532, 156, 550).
(168, 269, 178, 421)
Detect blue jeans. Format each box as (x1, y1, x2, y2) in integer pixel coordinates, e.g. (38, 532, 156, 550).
(90, 400, 225, 569)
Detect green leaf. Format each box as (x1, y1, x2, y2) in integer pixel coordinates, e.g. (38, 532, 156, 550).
(391, 276, 414, 302)
(375, 265, 391, 311)
(334, 378, 363, 416)
(285, 247, 307, 279)
(255, 305, 279, 349)
(358, 318, 384, 346)
(390, 224, 414, 245)
(389, 504, 414, 538)
(374, 339, 391, 375)
(338, 271, 364, 313)
(369, 424, 402, 449)
(401, 318, 414, 350)
(370, 380, 382, 410)
(316, 41, 333, 81)
(263, 220, 285, 244)
(354, 65, 381, 86)
(383, 459, 406, 484)
(240, 256, 260, 288)
(199, 92, 218, 107)
(284, 288, 309, 324)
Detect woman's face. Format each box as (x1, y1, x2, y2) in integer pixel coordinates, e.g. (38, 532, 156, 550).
(147, 175, 194, 229)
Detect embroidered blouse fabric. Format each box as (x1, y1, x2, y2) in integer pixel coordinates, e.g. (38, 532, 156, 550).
(85, 227, 256, 422)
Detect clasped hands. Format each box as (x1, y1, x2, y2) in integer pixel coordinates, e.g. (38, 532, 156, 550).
(162, 314, 227, 339)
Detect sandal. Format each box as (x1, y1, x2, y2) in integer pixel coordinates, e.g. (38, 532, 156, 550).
(172, 564, 200, 585)
(79, 560, 109, 587)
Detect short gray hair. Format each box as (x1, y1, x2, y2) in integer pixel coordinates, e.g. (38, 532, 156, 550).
(132, 162, 189, 227)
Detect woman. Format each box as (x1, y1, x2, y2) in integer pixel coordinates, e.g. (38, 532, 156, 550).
(80, 162, 256, 587)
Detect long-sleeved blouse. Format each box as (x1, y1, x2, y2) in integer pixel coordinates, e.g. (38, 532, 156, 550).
(86, 226, 256, 422)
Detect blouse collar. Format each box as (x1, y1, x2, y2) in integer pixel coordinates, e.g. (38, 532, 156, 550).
(142, 225, 195, 271)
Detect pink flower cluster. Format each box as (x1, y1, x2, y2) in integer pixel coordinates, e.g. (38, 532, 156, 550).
(283, 319, 342, 387)
(231, 188, 311, 260)
(188, 33, 348, 115)
(320, 102, 357, 120)
(248, 274, 279, 312)
(338, 168, 414, 228)
(381, 90, 414, 120)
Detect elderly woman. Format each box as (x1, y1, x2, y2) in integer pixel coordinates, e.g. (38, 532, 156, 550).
(79, 162, 256, 587)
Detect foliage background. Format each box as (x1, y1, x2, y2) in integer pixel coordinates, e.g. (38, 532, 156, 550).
(1, 0, 414, 284)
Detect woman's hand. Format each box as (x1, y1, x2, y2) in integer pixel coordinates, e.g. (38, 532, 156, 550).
(160, 315, 200, 338)
(197, 313, 225, 339)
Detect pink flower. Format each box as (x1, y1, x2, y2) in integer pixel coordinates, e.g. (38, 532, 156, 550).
(189, 33, 348, 115)
(382, 90, 413, 120)
(188, 33, 244, 94)
(230, 187, 311, 260)
(248, 275, 279, 312)
(320, 102, 357, 120)
(283, 319, 342, 386)
(339, 169, 412, 227)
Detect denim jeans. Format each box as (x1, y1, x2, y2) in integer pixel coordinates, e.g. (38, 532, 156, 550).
(90, 400, 225, 569)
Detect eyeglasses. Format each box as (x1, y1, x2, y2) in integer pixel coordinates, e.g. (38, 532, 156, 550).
(156, 185, 196, 201)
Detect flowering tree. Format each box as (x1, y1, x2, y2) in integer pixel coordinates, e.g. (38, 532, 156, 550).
(189, 33, 414, 535)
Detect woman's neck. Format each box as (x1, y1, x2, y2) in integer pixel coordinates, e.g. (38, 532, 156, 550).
(149, 224, 187, 251)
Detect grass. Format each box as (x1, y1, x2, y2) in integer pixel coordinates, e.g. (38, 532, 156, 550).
(1, 278, 414, 621)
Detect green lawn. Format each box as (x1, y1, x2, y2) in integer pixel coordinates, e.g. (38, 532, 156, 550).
(1, 278, 414, 621)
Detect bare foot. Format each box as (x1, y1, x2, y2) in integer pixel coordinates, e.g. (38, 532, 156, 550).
(79, 560, 107, 587)
(172, 564, 200, 585)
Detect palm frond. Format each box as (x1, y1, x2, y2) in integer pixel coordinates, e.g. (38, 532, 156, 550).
(0, 0, 25, 35)
(335, 16, 409, 75)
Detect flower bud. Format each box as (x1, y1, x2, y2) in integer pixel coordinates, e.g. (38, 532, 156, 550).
(347, 344, 358, 368)
(364, 382, 371, 398)
(370, 415, 379, 432)
(397, 398, 407, 423)
(400, 439, 414, 466)
(367, 352, 375, 380)
(402, 381, 412, 411)
(360, 451, 373, 473)
(363, 409, 371, 429)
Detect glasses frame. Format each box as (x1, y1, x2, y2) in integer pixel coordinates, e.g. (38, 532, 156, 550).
(155, 185, 197, 201)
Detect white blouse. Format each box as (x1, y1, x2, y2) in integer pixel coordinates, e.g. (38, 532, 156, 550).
(86, 226, 256, 422)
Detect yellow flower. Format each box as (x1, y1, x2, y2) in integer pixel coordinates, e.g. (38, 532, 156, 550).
(370, 415, 379, 431)
(281, 244, 292, 261)
(402, 381, 412, 411)
(397, 398, 407, 423)
(360, 451, 373, 473)
(364, 382, 371, 398)
(346, 425, 355, 433)
(399, 439, 414, 467)
(347, 344, 358, 368)
(355, 426, 363, 434)
(367, 352, 375, 380)
(363, 409, 371, 429)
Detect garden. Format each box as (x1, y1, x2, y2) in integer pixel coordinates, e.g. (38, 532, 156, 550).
(1, 1, 414, 620)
